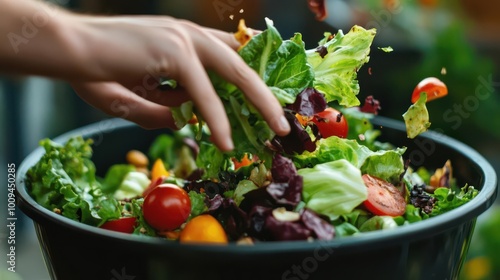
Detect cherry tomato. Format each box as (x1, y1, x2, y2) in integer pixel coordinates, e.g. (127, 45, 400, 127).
(143, 183, 191, 231)
(411, 77, 448, 103)
(362, 174, 406, 217)
(179, 214, 228, 244)
(100, 217, 137, 234)
(311, 108, 348, 138)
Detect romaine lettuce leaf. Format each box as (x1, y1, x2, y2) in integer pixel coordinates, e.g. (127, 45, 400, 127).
(238, 18, 314, 105)
(298, 159, 368, 221)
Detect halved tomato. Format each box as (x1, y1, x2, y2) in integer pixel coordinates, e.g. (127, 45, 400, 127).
(411, 77, 448, 103)
(362, 174, 406, 217)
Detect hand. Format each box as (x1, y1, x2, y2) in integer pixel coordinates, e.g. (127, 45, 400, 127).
(68, 15, 290, 151)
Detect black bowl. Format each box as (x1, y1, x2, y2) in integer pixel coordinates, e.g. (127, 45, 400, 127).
(16, 117, 497, 280)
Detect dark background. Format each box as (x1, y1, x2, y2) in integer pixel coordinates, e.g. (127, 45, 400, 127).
(1, 0, 499, 279)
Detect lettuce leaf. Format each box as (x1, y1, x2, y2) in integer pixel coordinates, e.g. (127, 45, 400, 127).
(307, 26, 376, 107)
(27, 137, 121, 226)
(294, 137, 406, 183)
(403, 92, 431, 139)
(298, 159, 368, 221)
(430, 185, 478, 217)
(238, 18, 314, 105)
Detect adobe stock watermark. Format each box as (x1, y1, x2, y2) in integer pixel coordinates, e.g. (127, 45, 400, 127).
(406, 74, 499, 166)
(7, 0, 69, 54)
(213, 0, 244, 21)
(281, 241, 335, 280)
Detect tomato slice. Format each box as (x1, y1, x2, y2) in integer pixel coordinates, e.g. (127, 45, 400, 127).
(100, 217, 137, 234)
(411, 77, 448, 103)
(362, 174, 406, 217)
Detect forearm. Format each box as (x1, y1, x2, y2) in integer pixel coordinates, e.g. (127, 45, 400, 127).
(0, 0, 96, 81)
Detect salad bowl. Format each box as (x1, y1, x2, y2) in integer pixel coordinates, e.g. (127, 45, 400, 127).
(16, 116, 497, 280)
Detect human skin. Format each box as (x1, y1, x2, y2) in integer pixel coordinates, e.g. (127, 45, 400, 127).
(0, 0, 292, 151)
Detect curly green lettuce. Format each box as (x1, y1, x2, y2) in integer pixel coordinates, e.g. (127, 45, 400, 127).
(27, 137, 121, 226)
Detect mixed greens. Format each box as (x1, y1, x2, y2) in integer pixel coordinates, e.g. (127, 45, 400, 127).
(26, 19, 478, 243)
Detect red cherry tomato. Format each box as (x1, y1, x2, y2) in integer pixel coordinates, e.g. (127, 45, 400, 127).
(311, 108, 348, 138)
(411, 77, 448, 103)
(143, 183, 191, 231)
(100, 217, 137, 234)
(362, 174, 406, 217)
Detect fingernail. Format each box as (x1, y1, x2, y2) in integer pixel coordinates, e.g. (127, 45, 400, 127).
(212, 135, 234, 151)
(277, 115, 291, 134)
(224, 138, 234, 151)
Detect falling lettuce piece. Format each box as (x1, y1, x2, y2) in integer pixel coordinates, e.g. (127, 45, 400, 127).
(298, 159, 368, 221)
(403, 92, 431, 139)
(306, 26, 376, 107)
(378, 46, 394, 53)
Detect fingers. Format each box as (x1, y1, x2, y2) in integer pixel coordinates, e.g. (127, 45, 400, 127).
(175, 50, 234, 152)
(192, 31, 291, 137)
(71, 81, 176, 130)
(204, 27, 241, 50)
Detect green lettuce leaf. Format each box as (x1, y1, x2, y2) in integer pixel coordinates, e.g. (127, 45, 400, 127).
(403, 92, 431, 139)
(430, 185, 478, 217)
(238, 18, 314, 105)
(307, 26, 376, 107)
(298, 159, 368, 221)
(188, 191, 208, 220)
(101, 164, 136, 194)
(27, 137, 121, 226)
(294, 137, 406, 183)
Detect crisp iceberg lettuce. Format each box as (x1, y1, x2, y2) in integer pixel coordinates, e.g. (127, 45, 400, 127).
(294, 136, 406, 184)
(298, 159, 368, 221)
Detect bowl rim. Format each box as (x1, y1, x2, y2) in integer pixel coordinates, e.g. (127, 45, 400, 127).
(16, 117, 498, 253)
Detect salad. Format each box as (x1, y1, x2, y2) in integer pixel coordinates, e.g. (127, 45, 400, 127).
(26, 19, 476, 244)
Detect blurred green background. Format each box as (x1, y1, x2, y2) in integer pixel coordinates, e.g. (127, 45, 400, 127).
(0, 0, 499, 279)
